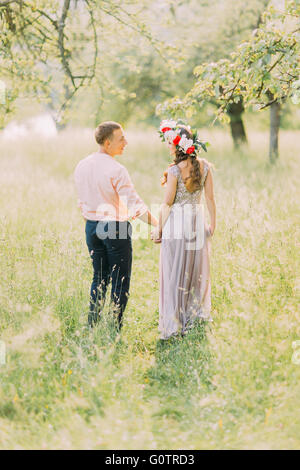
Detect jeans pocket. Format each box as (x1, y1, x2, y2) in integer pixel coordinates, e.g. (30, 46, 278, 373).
(96, 221, 109, 240)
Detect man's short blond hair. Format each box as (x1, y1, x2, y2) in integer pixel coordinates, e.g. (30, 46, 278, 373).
(95, 121, 121, 145)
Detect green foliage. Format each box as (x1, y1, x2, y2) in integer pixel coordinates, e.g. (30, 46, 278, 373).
(158, 1, 300, 124)
(0, 0, 278, 129)
(0, 0, 173, 127)
(91, 0, 274, 127)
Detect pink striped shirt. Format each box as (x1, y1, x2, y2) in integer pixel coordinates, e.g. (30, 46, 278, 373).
(74, 151, 148, 222)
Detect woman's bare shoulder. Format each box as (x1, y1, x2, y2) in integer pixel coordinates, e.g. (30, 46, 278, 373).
(197, 157, 209, 170)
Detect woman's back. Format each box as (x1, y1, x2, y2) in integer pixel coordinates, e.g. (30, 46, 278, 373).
(160, 156, 212, 339)
(168, 158, 209, 207)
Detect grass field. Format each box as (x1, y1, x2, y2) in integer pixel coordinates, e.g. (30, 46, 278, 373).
(0, 127, 299, 449)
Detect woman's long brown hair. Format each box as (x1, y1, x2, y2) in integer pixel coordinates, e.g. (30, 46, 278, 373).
(161, 126, 203, 193)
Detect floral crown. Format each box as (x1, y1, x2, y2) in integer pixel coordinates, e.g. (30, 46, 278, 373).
(158, 119, 208, 156)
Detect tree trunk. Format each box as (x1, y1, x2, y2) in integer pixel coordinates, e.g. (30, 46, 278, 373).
(227, 99, 248, 148)
(47, 85, 72, 130)
(269, 100, 281, 164)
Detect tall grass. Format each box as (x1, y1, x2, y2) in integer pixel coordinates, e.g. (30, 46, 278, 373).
(0, 127, 299, 449)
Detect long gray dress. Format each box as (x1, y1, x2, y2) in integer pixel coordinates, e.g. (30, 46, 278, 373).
(159, 160, 212, 339)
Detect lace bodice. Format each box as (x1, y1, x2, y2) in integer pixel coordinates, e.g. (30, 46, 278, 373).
(168, 160, 209, 207)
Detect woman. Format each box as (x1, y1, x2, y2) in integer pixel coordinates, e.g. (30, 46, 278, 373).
(152, 120, 216, 339)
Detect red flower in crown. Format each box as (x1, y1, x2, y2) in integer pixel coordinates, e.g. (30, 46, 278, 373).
(173, 135, 181, 145)
(186, 146, 195, 154)
(161, 127, 172, 133)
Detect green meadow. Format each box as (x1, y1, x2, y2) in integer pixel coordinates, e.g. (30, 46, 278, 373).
(0, 128, 299, 449)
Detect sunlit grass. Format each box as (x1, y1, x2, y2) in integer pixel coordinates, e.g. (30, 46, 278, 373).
(0, 127, 299, 449)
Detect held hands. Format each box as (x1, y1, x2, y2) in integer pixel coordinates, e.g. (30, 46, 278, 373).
(151, 224, 214, 243)
(152, 226, 214, 243)
(151, 227, 162, 244)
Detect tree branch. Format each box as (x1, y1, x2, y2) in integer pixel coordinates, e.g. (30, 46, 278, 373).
(0, 0, 21, 6)
(57, 0, 75, 88)
(259, 95, 286, 109)
(84, 0, 98, 83)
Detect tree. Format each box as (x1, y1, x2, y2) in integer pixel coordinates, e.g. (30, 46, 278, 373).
(170, 0, 270, 146)
(0, 0, 169, 127)
(158, 0, 300, 162)
(98, 0, 272, 136)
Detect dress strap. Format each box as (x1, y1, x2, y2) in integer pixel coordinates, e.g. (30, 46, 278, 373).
(200, 161, 209, 187)
(168, 164, 180, 178)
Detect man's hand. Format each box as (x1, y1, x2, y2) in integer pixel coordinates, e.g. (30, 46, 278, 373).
(151, 227, 162, 244)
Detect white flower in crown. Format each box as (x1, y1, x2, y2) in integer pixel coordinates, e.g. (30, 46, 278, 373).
(160, 120, 177, 132)
(179, 135, 194, 152)
(164, 130, 178, 143)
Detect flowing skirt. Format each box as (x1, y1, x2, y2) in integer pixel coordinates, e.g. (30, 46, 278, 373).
(159, 204, 212, 339)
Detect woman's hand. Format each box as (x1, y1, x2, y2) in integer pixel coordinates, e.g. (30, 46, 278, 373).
(207, 224, 215, 237)
(151, 227, 162, 244)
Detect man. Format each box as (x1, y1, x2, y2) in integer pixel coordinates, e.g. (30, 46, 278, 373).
(74, 121, 158, 329)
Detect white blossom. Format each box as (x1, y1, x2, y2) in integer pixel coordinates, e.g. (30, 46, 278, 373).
(179, 135, 194, 152)
(160, 120, 177, 132)
(164, 130, 178, 143)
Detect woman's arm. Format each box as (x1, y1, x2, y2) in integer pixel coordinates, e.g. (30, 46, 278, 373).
(152, 173, 177, 241)
(204, 168, 216, 236)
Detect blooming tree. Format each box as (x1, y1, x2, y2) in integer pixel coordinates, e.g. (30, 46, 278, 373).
(0, 0, 168, 126)
(158, 0, 300, 162)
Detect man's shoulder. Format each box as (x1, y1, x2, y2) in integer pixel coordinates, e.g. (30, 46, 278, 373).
(106, 157, 129, 176)
(114, 160, 127, 173)
(74, 152, 128, 176)
(97, 155, 128, 176)
(75, 152, 96, 168)
(75, 152, 106, 176)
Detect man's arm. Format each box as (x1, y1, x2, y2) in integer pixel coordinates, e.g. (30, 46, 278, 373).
(114, 166, 157, 226)
(138, 210, 158, 227)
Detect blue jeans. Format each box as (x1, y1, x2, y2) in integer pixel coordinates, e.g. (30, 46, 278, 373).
(85, 220, 132, 328)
